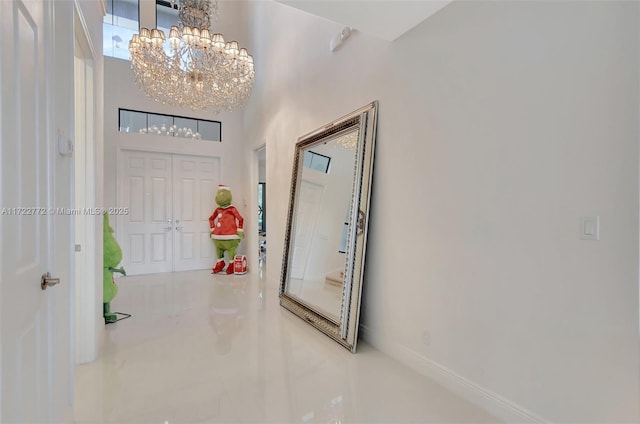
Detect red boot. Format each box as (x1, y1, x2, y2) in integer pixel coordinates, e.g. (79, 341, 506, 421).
(212, 260, 225, 274)
(226, 262, 235, 274)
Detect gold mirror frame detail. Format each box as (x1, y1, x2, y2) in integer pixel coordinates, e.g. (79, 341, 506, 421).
(279, 101, 378, 352)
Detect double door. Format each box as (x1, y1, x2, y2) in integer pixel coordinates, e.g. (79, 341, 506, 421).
(120, 151, 220, 275)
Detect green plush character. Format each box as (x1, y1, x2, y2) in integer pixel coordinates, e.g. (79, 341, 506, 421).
(209, 185, 244, 274)
(103, 212, 126, 323)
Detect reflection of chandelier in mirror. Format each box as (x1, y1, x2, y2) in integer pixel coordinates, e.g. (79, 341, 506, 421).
(128, 0, 255, 112)
(335, 131, 359, 150)
(139, 124, 201, 140)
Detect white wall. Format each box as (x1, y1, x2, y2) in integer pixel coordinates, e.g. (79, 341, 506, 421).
(259, 158, 266, 183)
(242, 1, 640, 422)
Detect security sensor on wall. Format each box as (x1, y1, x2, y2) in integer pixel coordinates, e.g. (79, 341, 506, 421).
(330, 26, 353, 52)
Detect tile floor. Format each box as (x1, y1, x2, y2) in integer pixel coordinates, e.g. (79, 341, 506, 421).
(73, 266, 500, 423)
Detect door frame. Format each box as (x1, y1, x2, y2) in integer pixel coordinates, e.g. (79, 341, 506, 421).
(73, 3, 100, 366)
(249, 142, 266, 275)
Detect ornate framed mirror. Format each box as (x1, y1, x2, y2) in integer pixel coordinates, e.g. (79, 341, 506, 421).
(279, 101, 378, 352)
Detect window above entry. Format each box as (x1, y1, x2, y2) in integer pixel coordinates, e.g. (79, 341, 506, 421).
(119, 108, 222, 142)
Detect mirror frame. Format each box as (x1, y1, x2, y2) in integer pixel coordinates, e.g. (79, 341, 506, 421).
(279, 101, 378, 353)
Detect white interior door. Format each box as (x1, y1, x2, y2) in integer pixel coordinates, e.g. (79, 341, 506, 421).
(290, 180, 324, 279)
(120, 151, 220, 275)
(1, 0, 69, 421)
(172, 155, 218, 272)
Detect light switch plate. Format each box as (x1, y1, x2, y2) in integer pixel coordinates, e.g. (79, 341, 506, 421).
(580, 216, 599, 240)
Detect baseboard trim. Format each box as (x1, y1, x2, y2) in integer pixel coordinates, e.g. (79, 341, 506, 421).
(359, 324, 550, 424)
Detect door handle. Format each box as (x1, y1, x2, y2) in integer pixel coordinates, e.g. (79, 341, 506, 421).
(164, 226, 173, 230)
(175, 219, 182, 231)
(41, 272, 60, 290)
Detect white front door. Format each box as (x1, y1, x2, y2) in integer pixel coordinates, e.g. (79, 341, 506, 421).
(172, 155, 218, 272)
(1, 0, 70, 422)
(121, 152, 174, 275)
(120, 151, 220, 275)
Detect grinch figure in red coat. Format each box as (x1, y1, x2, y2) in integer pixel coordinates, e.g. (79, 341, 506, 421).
(209, 185, 244, 274)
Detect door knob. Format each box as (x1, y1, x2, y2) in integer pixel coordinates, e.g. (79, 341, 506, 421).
(41, 272, 60, 290)
(175, 219, 183, 231)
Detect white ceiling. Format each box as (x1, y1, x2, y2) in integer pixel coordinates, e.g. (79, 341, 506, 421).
(276, 0, 453, 42)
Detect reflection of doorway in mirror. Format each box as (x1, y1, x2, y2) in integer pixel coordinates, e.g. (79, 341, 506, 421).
(287, 136, 356, 320)
(306, 140, 355, 281)
(257, 147, 266, 267)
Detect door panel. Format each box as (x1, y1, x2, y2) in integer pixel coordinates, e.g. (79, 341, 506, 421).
(121, 152, 173, 275)
(19, 321, 40, 422)
(172, 155, 219, 272)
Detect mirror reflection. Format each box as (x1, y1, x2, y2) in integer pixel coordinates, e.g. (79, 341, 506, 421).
(285, 129, 358, 322)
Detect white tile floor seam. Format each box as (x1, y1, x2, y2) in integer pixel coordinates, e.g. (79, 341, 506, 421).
(74, 267, 501, 424)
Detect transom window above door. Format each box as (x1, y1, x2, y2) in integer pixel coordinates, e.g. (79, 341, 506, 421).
(119, 108, 222, 141)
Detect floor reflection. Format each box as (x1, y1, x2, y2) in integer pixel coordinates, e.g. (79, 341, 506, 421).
(74, 265, 500, 423)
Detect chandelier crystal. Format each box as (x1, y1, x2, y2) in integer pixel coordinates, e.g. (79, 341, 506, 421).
(335, 131, 359, 150)
(128, 0, 255, 112)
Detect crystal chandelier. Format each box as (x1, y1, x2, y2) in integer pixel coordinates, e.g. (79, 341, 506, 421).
(128, 0, 255, 112)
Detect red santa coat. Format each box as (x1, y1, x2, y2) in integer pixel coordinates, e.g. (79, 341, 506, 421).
(209, 205, 244, 240)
